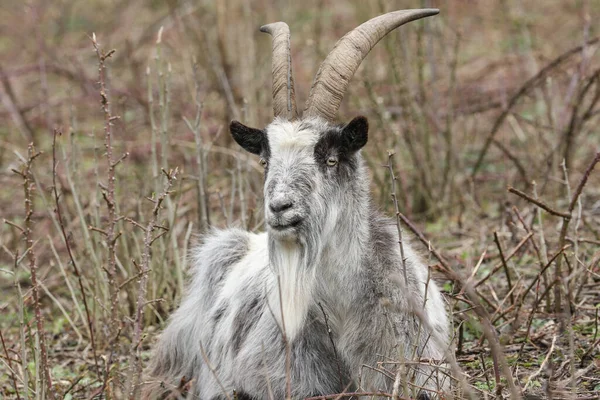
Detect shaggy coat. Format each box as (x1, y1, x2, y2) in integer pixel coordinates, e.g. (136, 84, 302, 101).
(145, 116, 450, 399)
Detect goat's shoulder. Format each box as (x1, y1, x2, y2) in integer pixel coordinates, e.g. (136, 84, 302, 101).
(366, 212, 430, 292)
(367, 212, 450, 336)
(189, 228, 258, 285)
(368, 213, 421, 267)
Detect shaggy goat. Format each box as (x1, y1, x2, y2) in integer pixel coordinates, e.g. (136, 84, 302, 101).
(147, 8, 450, 399)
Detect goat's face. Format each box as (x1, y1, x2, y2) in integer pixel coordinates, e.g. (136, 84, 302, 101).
(231, 116, 368, 241)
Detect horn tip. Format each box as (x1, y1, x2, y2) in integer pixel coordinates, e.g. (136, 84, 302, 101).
(414, 8, 440, 17)
(259, 22, 289, 34)
(392, 8, 439, 22)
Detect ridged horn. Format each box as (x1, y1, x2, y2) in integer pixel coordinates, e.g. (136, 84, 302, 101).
(304, 9, 439, 121)
(260, 22, 298, 120)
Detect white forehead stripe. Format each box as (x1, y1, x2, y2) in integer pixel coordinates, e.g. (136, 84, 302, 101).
(266, 119, 321, 154)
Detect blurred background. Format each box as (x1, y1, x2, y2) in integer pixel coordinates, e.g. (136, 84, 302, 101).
(0, 0, 599, 398)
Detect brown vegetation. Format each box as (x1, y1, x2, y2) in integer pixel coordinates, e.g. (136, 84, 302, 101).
(0, 0, 599, 398)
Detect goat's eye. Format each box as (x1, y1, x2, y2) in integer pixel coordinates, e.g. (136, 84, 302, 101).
(259, 158, 268, 168)
(326, 157, 338, 167)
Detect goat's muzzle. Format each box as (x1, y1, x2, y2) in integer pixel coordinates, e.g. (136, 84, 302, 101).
(267, 195, 304, 237)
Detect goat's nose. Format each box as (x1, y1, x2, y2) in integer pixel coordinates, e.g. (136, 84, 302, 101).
(269, 198, 293, 214)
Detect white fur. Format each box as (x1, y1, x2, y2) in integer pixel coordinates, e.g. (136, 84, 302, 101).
(267, 241, 316, 339)
(266, 117, 321, 155)
(217, 233, 268, 301)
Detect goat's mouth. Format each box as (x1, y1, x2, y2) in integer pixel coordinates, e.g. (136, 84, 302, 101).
(268, 217, 303, 231)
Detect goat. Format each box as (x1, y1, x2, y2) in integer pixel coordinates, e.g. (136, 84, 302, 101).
(146, 9, 450, 400)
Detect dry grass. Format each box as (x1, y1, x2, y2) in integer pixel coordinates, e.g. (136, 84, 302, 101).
(1, 0, 599, 398)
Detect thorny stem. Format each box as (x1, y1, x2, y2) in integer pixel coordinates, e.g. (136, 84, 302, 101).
(17, 144, 54, 398)
(386, 151, 408, 285)
(92, 33, 122, 392)
(554, 151, 600, 316)
(148, 65, 159, 183)
(185, 62, 210, 231)
(52, 129, 100, 376)
(125, 168, 178, 399)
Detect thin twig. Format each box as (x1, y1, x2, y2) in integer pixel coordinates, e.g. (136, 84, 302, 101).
(304, 391, 398, 400)
(386, 151, 408, 285)
(92, 32, 121, 395)
(51, 129, 99, 376)
(318, 303, 344, 390)
(562, 69, 600, 170)
(0, 329, 21, 400)
(512, 245, 571, 323)
(124, 168, 178, 399)
(508, 186, 571, 219)
(493, 232, 514, 305)
(525, 335, 557, 391)
(17, 143, 54, 398)
(568, 152, 600, 213)
(13, 250, 30, 400)
(555, 152, 600, 314)
(475, 232, 533, 288)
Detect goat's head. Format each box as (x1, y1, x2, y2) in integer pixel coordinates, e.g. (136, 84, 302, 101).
(230, 9, 438, 241)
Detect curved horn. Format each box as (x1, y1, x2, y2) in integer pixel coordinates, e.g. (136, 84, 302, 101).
(304, 9, 439, 121)
(260, 22, 298, 120)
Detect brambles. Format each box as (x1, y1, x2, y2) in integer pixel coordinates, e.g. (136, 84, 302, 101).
(1, 1, 599, 399)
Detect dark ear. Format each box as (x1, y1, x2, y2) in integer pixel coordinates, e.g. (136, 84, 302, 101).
(340, 116, 368, 153)
(230, 121, 265, 155)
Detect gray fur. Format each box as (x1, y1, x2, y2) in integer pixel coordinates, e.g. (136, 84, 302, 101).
(145, 118, 451, 399)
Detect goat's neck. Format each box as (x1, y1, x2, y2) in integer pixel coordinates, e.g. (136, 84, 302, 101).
(320, 199, 370, 276)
